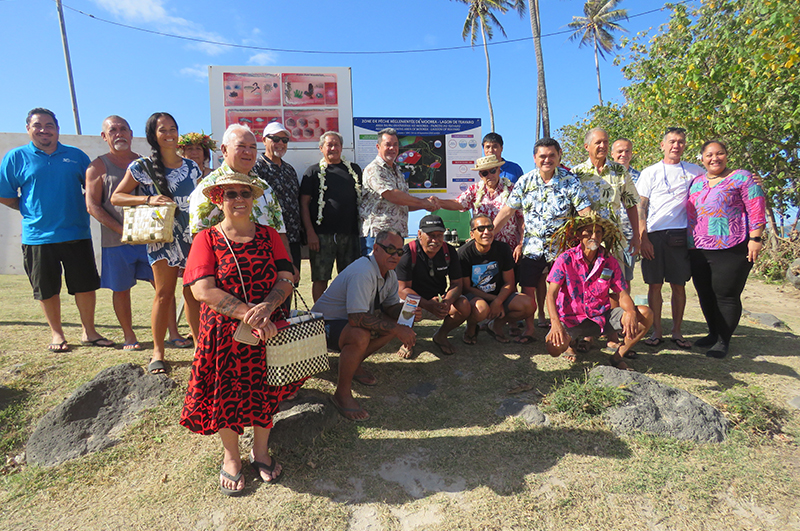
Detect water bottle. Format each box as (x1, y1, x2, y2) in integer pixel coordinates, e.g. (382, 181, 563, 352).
(451, 229, 459, 244)
(444, 229, 452, 243)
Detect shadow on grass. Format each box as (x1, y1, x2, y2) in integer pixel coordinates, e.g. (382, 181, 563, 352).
(281, 425, 631, 503)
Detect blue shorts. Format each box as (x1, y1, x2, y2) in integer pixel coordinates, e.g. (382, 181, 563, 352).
(100, 245, 154, 292)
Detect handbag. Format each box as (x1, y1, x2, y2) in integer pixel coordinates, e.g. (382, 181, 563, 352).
(121, 157, 177, 244)
(264, 290, 330, 386)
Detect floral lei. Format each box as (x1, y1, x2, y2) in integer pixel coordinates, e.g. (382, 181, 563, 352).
(317, 157, 360, 225)
(474, 176, 512, 205)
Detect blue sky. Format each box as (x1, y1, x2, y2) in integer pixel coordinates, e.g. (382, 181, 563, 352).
(1, 0, 676, 169)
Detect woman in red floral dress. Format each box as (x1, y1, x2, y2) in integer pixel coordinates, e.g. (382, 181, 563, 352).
(181, 171, 300, 496)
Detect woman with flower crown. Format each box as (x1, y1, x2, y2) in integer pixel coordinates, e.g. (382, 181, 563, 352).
(178, 131, 217, 182)
(299, 131, 363, 301)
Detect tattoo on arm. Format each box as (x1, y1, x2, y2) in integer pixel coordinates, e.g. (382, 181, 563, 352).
(349, 312, 397, 334)
(638, 197, 649, 222)
(209, 293, 245, 318)
(259, 281, 292, 315)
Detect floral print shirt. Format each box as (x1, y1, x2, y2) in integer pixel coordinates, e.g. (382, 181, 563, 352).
(188, 161, 285, 235)
(618, 167, 640, 240)
(687, 169, 766, 250)
(361, 156, 409, 237)
(506, 167, 591, 261)
(547, 245, 627, 329)
(252, 154, 301, 244)
(572, 158, 639, 228)
(129, 157, 199, 268)
(456, 178, 524, 249)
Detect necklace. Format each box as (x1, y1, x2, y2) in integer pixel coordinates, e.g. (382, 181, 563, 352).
(316, 157, 360, 225)
(474, 176, 512, 205)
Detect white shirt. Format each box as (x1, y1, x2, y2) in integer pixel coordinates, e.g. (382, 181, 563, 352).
(636, 160, 703, 232)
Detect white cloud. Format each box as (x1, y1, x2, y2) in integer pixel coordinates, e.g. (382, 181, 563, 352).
(91, 0, 229, 56)
(248, 52, 277, 66)
(180, 65, 208, 81)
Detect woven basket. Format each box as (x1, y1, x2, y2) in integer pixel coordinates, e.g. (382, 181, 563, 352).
(121, 203, 177, 244)
(264, 310, 329, 386)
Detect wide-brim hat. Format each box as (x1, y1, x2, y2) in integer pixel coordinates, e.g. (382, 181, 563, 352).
(202, 172, 265, 199)
(471, 155, 505, 172)
(550, 213, 624, 255)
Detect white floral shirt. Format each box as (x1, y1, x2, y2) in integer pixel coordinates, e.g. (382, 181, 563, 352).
(571, 158, 639, 228)
(360, 156, 409, 237)
(188, 161, 286, 235)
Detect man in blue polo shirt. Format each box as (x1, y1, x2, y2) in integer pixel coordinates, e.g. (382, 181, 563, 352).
(0, 108, 112, 352)
(482, 132, 524, 184)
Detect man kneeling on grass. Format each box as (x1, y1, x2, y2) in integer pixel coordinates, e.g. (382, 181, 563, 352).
(312, 230, 417, 421)
(545, 215, 653, 371)
(396, 214, 470, 357)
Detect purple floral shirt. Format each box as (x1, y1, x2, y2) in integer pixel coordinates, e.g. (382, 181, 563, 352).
(547, 245, 627, 329)
(687, 169, 766, 250)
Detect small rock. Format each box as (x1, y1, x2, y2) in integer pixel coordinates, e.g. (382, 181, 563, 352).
(786, 258, 800, 290)
(788, 396, 800, 410)
(746, 312, 786, 328)
(495, 399, 548, 426)
(270, 391, 340, 451)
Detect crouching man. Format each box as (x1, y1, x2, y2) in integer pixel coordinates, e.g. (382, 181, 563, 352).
(396, 215, 470, 357)
(312, 231, 416, 421)
(545, 215, 653, 370)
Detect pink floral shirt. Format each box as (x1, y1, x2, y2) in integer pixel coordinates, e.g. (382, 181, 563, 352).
(687, 169, 766, 250)
(547, 245, 627, 329)
(456, 178, 523, 249)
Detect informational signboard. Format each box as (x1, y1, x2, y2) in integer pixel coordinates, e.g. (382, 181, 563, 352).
(353, 118, 482, 199)
(209, 66, 354, 181)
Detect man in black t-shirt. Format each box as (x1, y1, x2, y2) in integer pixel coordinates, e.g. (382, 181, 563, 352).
(396, 215, 470, 357)
(458, 215, 535, 345)
(300, 131, 363, 301)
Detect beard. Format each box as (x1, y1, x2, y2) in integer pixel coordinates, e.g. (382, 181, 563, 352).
(586, 240, 599, 251)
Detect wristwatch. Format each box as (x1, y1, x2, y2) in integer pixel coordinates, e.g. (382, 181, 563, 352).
(751, 236, 762, 242)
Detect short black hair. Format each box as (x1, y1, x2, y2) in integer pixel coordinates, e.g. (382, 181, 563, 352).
(470, 214, 492, 230)
(482, 132, 503, 146)
(533, 137, 561, 156)
(26, 108, 58, 128)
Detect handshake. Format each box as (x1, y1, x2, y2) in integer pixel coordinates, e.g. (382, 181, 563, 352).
(424, 196, 441, 211)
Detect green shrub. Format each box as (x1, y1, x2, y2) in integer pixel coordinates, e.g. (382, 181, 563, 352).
(543, 373, 628, 421)
(715, 385, 787, 439)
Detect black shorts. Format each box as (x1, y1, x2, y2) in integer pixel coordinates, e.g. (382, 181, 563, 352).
(22, 239, 101, 300)
(564, 307, 625, 339)
(641, 230, 691, 285)
(324, 319, 349, 352)
(519, 256, 551, 288)
(465, 291, 519, 313)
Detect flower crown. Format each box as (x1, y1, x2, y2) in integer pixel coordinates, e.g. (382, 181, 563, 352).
(178, 132, 217, 152)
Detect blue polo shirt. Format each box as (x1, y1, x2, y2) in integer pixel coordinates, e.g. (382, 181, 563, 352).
(0, 142, 91, 245)
(500, 159, 524, 184)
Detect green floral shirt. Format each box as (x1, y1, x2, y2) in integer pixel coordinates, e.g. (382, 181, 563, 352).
(188, 161, 285, 234)
(571, 158, 639, 228)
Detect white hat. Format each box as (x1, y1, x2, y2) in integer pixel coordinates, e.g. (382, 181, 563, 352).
(262, 121, 290, 138)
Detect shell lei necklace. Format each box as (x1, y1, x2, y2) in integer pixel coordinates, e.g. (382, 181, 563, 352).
(475, 176, 512, 205)
(317, 157, 360, 225)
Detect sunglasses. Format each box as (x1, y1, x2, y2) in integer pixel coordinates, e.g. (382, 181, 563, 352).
(479, 167, 499, 177)
(223, 190, 253, 200)
(376, 242, 405, 257)
(266, 135, 290, 144)
(472, 224, 494, 233)
(665, 127, 686, 135)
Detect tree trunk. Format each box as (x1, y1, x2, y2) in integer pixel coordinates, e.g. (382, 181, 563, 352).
(766, 204, 780, 252)
(529, 0, 550, 138)
(594, 38, 603, 105)
(481, 22, 495, 132)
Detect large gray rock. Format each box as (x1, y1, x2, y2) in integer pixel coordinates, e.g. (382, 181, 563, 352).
(786, 258, 800, 290)
(267, 391, 341, 451)
(27, 363, 176, 467)
(590, 366, 730, 443)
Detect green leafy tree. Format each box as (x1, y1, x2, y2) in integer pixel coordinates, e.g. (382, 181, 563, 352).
(529, 0, 550, 138)
(454, 0, 526, 132)
(567, 0, 629, 105)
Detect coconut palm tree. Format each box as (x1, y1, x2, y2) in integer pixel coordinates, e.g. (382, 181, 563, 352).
(455, 0, 526, 132)
(529, 0, 549, 138)
(567, 0, 628, 105)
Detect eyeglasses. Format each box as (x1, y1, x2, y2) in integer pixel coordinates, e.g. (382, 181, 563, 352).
(376, 242, 405, 257)
(472, 224, 494, 233)
(223, 190, 253, 200)
(266, 135, 290, 144)
(665, 127, 686, 135)
(479, 167, 499, 177)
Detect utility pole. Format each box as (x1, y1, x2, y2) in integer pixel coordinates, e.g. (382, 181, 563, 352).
(56, 0, 82, 134)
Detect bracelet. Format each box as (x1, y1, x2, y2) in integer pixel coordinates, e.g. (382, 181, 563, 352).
(144, 196, 151, 205)
(277, 278, 294, 285)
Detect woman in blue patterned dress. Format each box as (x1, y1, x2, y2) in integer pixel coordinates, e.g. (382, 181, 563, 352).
(112, 112, 201, 373)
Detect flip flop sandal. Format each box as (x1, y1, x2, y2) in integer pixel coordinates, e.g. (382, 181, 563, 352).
(81, 337, 115, 347)
(250, 453, 282, 484)
(432, 338, 455, 356)
(123, 342, 143, 351)
(219, 466, 245, 496)
(47, 341, 70, 353)
(515, 335, 537, 345)
(670, 338, 693, 350)
(610, 351, 636, 371)
(486, 327, 511, 344)
(644, 337, 664, 347)
(353, 372, 377, 386)
(622, 350, 639, 359)
(166, 337, 193, 348)
(462, 330, 478, 345)
(147, 360, 168, 374)
(328, 395, 370, 422)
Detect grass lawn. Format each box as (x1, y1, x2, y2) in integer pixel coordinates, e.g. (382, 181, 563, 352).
(0, 266, 799, 530)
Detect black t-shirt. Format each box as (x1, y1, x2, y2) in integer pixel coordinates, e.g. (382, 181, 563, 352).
(458, 239, 514, 296)
(299, 161, 362, 234)
(396, 241, 462, 300)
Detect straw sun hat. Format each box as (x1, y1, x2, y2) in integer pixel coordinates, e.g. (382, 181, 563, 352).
(202, 172, 265, 200)
(471, 154, 505, 171)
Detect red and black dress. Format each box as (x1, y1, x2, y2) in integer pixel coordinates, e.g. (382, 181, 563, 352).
(181, 224, 301, 435)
